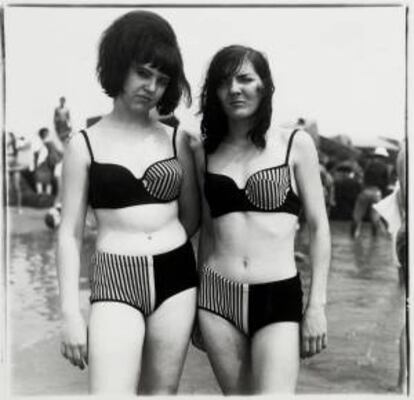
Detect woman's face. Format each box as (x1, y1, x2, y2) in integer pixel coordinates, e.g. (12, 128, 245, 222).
(216, 59, 263, 121)
(120, 63, 170, 113)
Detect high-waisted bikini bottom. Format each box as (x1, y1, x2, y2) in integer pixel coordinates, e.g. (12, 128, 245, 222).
(198, 265, 303, 338)
(90, 241, 198, 316)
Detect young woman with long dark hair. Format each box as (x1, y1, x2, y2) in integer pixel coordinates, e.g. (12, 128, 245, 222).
(195, 45, 331, 394)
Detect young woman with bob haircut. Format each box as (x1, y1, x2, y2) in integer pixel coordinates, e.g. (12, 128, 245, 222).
(195, 45, 331, 394)
(57, 10, 199, 394)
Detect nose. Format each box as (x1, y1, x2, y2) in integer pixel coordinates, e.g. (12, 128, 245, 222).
(145, 76, 157, 92)
(228, 78, 241, 94)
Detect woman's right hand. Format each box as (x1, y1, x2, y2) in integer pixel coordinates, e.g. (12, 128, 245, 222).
(60, 311, 88, 370)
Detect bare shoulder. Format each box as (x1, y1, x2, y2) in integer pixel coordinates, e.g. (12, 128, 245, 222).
(176, 128, 202, 152)
(65, 130, 91, 162)
(291, 129, 316, 151)
(267, 125, 310, 150)
(78, 119, 106, 144)
(66, 130, 86, 149)
(271, 125, 317, 163)
(290, 129, 319, 167)
(177, 129, 205, 171)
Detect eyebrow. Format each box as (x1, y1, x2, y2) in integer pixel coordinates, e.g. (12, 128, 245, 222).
(137, 64, 170, 79)
(236, 72, 253, 78)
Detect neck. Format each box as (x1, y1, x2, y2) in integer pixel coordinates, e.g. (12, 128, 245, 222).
(225, 118, 253, 145)
(111, 98, 153, 129)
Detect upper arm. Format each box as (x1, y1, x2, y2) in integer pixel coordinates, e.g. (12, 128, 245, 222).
(291, 130, 328, 228)
(59, 132, 90, 240)
(176, 130, 201, 231)
(190, 138, 215, 264)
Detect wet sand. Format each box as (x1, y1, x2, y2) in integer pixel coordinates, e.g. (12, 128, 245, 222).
(7, 207, 405, 395)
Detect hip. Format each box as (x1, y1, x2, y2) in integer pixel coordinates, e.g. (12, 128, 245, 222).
(204, 250, 297, 284)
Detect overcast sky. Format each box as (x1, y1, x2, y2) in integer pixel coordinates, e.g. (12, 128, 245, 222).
(4, 3, 406, 146)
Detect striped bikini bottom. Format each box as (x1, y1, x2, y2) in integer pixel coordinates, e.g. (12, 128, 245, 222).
(198, 265, 303, 338)
(90, 241, 198, 316)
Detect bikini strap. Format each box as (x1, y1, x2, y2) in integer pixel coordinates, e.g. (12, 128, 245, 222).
(285, 128, 299, 164)
(80, 129, 94, 161)
(172, 124, 179, 157)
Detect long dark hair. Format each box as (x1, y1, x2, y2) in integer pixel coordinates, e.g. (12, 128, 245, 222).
(200, 45, 275, 154)
(97, 10, 191, 115)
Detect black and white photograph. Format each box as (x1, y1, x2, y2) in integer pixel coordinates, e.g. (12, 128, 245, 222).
(2, 0, 411, 396)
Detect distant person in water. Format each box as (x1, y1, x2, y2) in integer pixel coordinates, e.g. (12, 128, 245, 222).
(34, 127, 62, 196)
(7, 131, 29, 212)
(351, 147, 390, 238)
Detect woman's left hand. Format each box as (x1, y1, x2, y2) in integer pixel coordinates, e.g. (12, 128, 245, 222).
(300, 305, 327, 358)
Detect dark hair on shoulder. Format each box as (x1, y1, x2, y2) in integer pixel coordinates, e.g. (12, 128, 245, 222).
(97, 10, 191, 115)
(200, 45, 275, 154)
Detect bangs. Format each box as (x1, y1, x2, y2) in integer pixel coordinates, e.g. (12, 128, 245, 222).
(213, 52, 247, 86)
(132, 38, 181, 79)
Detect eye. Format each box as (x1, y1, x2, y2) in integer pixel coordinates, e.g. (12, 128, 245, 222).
(158, 76, 170, 87)
(218, 77, 232, 88)
(135, 67, 151, 78)
(238, 75, 254, 83)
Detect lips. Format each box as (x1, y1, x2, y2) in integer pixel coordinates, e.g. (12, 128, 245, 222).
(229, 100, 246, 107)
(134, 95, 153, 102)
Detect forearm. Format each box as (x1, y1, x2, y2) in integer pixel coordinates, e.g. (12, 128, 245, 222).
(57, 230, 83, 315)
(307, 222, 331, 308)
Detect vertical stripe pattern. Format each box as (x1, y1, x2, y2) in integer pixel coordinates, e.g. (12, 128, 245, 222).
(144, 158, 183, 201)
(198, 265, 249, 335)
(90, 251, 155, 316)
(245, 166, 291, 210)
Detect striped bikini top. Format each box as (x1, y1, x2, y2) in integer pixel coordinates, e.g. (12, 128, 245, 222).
(204, 129, 302, 218)
(81, 127, 183, 209)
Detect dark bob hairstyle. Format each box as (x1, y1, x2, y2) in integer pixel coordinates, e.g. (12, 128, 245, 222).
(200, 45, 275, 154)
(97, 11, 191, 115)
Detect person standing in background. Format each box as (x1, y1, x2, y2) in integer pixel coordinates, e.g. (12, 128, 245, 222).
(395, 141, 407, 393)
(51, 97, 72, 216)
(33, 127, 61, 196)
(54, 96, 72, 143)
(371, 140, 407, 393)
(351, 147, 390, 238)
(7, 131, 30, 212)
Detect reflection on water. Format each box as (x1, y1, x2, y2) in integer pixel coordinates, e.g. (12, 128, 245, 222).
(9, 228, 96, 349)
(295, 221, 404, 393)
(9, 217, 405, 394)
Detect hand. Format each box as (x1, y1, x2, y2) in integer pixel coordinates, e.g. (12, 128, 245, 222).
(60, 311, 88, 370)
(300, 305, 327, 358)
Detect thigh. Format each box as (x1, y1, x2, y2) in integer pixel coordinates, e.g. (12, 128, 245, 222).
(198, 309, 251, 394)
(88, 302, 146, 395)
(139, 288, 197, 394)
(251, 322, 300, 394)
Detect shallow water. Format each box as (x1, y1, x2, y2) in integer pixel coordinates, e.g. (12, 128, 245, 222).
(8, 209, 406, 395)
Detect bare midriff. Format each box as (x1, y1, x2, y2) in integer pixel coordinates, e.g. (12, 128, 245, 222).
(206, 212, 298, 284)
(94, 202, 187, 256)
